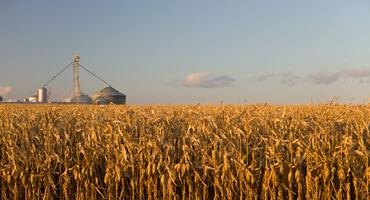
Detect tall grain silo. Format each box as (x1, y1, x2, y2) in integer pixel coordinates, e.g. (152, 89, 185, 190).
(37, 87, 48, 103)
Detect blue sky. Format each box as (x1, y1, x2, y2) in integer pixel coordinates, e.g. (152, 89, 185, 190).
(1, 1, 370, 104)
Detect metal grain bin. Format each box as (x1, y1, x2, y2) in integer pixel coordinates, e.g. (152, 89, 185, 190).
(92, 86, 126, 104)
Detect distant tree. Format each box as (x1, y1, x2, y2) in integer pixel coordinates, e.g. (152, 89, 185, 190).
(0, 96, 2, 102)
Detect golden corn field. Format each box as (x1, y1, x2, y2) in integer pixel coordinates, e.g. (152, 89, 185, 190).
(0, 104, 370, 200)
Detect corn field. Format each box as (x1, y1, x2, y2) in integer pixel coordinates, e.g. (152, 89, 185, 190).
(0, 104, 369, 199)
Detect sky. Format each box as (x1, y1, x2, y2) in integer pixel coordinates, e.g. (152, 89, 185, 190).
(1, 1, 370, 104)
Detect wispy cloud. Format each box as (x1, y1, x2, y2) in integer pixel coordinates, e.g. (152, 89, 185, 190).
(310, 68, 370, 85)
(253, 68, 370, 86)
(254, 73, 275, 82)
(309, 72, 341, 85)
(181, 72, 235, 88)
(341, 69, 370, 78)
(279, 72, 301, 86)
(253, 72, 301, 86)
(0, 86, 12, 96)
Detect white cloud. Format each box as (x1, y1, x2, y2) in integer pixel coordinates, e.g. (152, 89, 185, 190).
(0, 86, 12, 96)
(181, 72, 235, 88)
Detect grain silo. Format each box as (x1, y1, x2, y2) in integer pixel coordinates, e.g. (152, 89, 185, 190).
(40, 53, 126, 104)
(92, 86, 126, 104)
(37, 87, 48, 103)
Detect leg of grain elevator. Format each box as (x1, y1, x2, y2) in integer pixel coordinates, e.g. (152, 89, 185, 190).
(73, 54, 82, 98)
